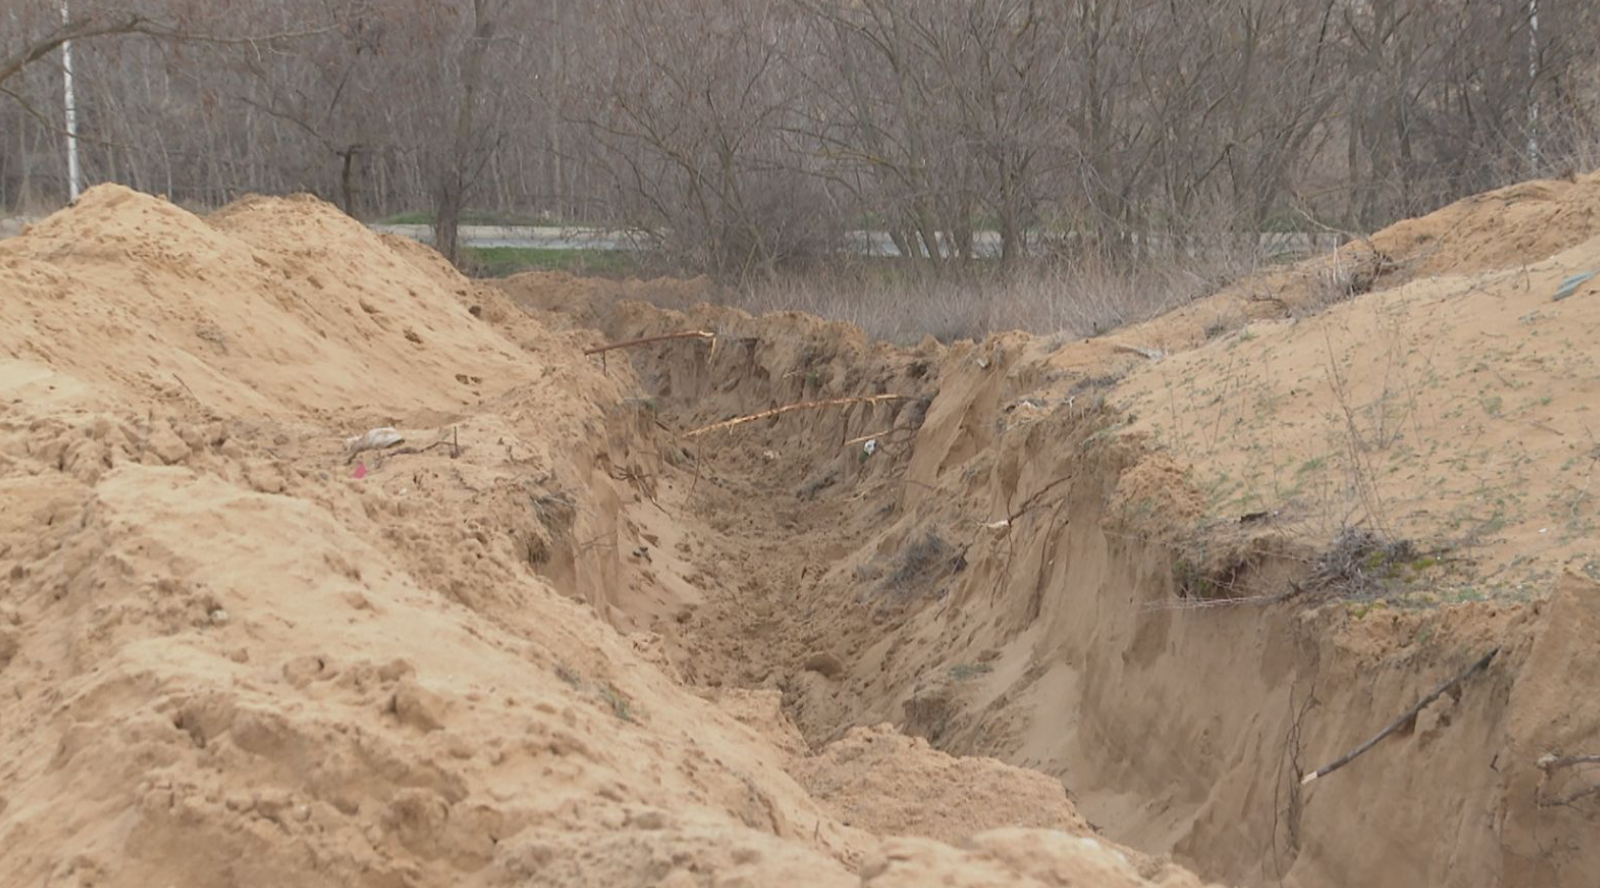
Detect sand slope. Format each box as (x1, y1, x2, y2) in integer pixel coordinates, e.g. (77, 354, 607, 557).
(0, 187, 1220, 887)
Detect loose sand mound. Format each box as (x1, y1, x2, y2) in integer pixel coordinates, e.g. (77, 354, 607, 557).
(0, 187, 1221, 888)
(1083, 171, 1600, 600)
(1039, 170, 1600, 369)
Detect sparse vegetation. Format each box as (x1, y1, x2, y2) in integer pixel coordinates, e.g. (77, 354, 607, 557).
(949, 663, 993, 682)
(463, 246, 634, 278)
(1304, 527, 1421, 600)
(555, 662, 636, 722)
(727, 250, 1255, 343)
(885, 532, 957, 595)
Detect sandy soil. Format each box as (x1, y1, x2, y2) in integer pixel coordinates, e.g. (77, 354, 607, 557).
(0, 187, 1212, 887)
(2, 175, 1598, 888)
(1103, 171, 1600, 603)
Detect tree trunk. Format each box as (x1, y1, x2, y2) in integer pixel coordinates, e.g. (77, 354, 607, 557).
(998, 207, 1021, 267)
(17, 118, 31, 208)
(338, 149, 357, 216)
(434, 186, 465, 266)
(432, 0, 497, 269)
(997, 166, 1022, 267)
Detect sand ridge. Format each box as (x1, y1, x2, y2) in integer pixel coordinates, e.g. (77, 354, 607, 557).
(0, 186, 1215, 887)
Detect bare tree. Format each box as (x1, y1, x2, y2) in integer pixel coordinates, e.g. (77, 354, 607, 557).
(568, 0, 825, 275)
(3, 0, 1597, 275)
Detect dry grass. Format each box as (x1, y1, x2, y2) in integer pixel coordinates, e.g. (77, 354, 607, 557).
(724, 248, 1266, 344)
(1302, 527, 1421, 600)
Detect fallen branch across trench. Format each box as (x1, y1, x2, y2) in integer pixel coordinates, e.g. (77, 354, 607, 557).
(844, 429, 889, 447)
(685, 395, 910, 438)
(1301, 647, 1499, 786)
(1541, 754, 1600, 770)
(583, 330, 717, 356)
(1140, 584, 1304, 612)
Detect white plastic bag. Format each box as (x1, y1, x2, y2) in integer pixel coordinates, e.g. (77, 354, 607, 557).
(345, 427, 404, 461)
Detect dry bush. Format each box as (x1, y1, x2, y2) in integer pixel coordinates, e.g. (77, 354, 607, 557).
(884, 531, 956, 595)
(1303, 527, 1419, 600)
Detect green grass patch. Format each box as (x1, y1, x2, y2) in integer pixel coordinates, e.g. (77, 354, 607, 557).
(377, 211, 432, 225)
(463, 246, 635, 278)
(948, 663, 993, 681)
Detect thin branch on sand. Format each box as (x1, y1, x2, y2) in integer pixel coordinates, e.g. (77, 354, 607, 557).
(685, 395, 910, 438)
(583, 331, 717, 356)
(1301, 648, 1498, 786)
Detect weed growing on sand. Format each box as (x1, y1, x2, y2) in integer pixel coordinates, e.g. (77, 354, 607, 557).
(948, 663, 993, 682)
(555, 661, 583, 687)
(1168, 544, 1275, 603)
(554, 662, 637, 722)
(600, 684, 635, 722)
(884, 532, 957, 595)
(1320, 324, 1394, 536)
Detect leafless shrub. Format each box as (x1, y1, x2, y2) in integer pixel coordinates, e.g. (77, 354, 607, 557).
(1303, 527, 1419, 600)
(4, 0, 1599, 274)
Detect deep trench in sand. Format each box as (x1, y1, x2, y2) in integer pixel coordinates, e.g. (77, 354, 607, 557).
(4, 184, 1597, 888)
(534, 296, 1597, 888)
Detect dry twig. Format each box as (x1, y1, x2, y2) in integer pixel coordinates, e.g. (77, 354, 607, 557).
(1541, 754, 1600, 770)
(1113, 343, 1165, 361)
(844, 429, 890, 447)
(583, 330, 717, 356)
(1301, 648, 1498, 786)
(1141, 584, 1303, 612)
(685, 395, 910, 438)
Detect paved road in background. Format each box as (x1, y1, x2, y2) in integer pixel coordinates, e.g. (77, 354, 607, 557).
(372, 223, 1340, 259)
(371, 223, 636, 252)
(2, 216, 1339, 260)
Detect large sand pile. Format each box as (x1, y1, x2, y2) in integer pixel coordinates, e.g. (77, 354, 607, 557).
(0, 186, 1220, 887)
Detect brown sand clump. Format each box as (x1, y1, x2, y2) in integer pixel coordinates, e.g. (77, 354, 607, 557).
(1, 186, 525, 417)
(1369, 170, 1600, 278)
(1108, 203, 1600, 602)
(496, 269, 717, 332)
(0, 186, 1206, 888)
(794, 724, 1090, 845)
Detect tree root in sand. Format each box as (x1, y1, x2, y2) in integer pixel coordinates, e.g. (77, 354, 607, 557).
(584, 330, 720, 373)
(1301, 648, 1499, 786)
(1537, 753, 1600, 808)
